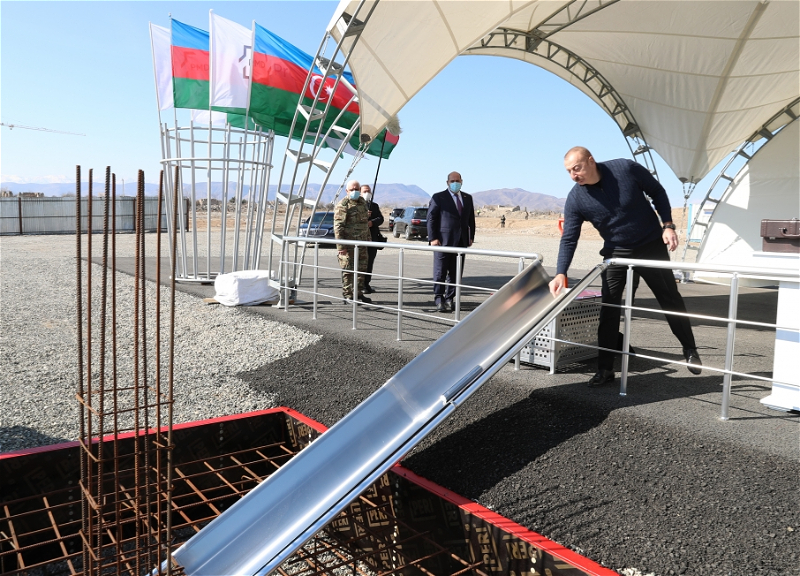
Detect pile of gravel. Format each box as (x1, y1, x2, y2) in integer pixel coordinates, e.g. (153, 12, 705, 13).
(0, 238, 321, 452)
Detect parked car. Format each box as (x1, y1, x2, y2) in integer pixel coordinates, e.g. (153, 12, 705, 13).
(392, 207, 428, 240)
(298, 211, 336, 246)
(388, 208, 404, 232)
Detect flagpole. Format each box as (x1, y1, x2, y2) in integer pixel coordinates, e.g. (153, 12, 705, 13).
(371, 135, 387, 202)
(149, 22, 174, 266)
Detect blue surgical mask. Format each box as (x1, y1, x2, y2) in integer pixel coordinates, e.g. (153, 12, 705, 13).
(448, 181, 462, 194)
(349, 190, 360, 200)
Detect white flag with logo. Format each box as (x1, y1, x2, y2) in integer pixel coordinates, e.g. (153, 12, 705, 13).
(149, 23, 174, 111)
(209, 11, 252, 115)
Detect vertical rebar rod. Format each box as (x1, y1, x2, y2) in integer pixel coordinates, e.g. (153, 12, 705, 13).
(620, 265, 635, 396)
(720, 273, 740, 421)
(139, 168, 155, 570)
(155, 170, 165, 573)
(132, 171, 142, 575)
(85, 168, 96, 575)
(97, 167, 110, 570)
(75, 165, 89, 575)
(112, 172, 122, 576)
(166, 165, 180, 576)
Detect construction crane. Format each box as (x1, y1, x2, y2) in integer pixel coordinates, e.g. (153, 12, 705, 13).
(1, 122, 85, 136)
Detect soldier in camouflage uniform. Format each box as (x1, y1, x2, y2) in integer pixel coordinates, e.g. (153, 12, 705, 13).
(334, 180, 372, 303)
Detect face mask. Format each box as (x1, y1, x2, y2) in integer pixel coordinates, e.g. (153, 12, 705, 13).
(448, 181, 462, 194)
(349, 190, 360, 200)
(363, 193, 372, 203)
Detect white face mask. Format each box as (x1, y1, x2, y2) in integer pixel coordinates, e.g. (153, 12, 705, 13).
(363, 193, 372, 203)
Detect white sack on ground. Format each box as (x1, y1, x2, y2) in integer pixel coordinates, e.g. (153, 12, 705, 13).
(214, 270, 279, 306)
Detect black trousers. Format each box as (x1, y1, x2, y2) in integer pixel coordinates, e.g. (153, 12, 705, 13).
(366, 246, 378, 287)
(598, 238, 697, 370)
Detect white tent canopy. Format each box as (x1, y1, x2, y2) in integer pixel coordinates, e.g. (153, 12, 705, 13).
(329, 0, 799, 183)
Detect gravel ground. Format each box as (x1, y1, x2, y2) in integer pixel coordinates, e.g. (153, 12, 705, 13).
(0, 234, 320, 452)
(2, 233, 797, 576)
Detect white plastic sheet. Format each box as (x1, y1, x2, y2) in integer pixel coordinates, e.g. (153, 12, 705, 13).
(213, 270, 280, 306)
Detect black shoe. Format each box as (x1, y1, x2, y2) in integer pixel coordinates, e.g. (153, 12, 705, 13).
(445, 299, 454, 311)
(358, 295, 372, 304)
(587, 369, 615, 388)
(363, 285, 373, 294)
(435, 300, 446, 312)
(683, 348, 702, 375)
(341, 297, 352, 305)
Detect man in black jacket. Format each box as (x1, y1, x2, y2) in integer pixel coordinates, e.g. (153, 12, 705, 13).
(549, 147, 701, 387)
(427, 171, 476, 312)
(360, 184, 384, 294)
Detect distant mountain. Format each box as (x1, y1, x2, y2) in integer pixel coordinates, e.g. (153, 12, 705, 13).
(1, 180, 431, 207)
(471, 188, 566, 212)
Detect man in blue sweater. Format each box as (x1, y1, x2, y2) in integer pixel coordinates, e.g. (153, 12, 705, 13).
(549, 147, 701, 387)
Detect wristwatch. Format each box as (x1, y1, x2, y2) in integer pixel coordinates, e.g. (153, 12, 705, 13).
(662, 223, 676, 231)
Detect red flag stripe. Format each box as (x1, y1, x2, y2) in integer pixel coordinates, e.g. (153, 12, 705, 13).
(172, 46, 209, 81)
(252, 52, 359, 114)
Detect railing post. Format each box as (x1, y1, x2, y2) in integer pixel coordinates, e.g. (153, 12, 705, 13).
(455, 250, 463, 321)
(720, 273, 740, 421)
(397, 249, 404, 341)
(352, 244, 359, 330)
(514, 257, 525, 371)
(312, 242, 319, 320)
(283, 240, 290, 312)
(18, 197, 23, 235)
(620, 265, 634, 396)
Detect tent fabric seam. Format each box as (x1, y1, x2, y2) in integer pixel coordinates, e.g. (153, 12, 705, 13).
(432, 0, 461, 53)
(688, 1, 768, 177)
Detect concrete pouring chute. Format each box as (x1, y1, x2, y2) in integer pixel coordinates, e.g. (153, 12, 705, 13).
(170, 260, 608, 575)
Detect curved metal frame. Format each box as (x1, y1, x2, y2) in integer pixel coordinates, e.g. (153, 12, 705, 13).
(265, 0, 379, 297)
(679, 97, 800, 269)
(465, 30, 659, 181)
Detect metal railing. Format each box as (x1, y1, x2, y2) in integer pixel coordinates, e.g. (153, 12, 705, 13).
(280, 236, 541, 339)
(273, 238, 798, 421)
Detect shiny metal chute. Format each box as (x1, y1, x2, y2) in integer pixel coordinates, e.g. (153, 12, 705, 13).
(171, 260, 605, 575)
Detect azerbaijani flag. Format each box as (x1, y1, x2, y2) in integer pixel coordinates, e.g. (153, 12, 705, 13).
(250, 24, 399, 159)
(171, 19, 210, 110)
(170, 18, 256, 130)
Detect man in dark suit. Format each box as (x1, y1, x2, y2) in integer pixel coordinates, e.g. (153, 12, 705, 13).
(360, 184, 384, 294)
(427, 171, 476, 312)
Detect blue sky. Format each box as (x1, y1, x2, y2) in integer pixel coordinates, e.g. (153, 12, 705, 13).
(2, 1, 703, 205)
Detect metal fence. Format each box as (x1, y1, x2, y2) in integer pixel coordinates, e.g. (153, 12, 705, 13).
(276, 237, 799, 421)
(0, 196, 188, 235)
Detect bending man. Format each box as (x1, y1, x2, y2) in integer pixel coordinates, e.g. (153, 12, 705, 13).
(549, 147, 701, 387)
